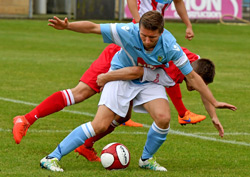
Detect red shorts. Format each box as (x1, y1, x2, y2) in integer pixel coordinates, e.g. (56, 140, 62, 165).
(164, 47, 200, 84)
(80, 43, 121, 93)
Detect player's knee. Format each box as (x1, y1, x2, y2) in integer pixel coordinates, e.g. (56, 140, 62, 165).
(154, 113, 170, 129)
(93, 123, 109, 135)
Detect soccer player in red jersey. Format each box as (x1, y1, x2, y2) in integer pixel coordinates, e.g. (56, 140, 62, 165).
(13, 0, 197, 144)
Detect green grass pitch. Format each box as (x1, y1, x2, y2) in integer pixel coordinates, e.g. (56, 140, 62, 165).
(0, 18, 250, 177)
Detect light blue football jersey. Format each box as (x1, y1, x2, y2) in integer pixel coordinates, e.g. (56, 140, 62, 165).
(100, 23, 193, 83)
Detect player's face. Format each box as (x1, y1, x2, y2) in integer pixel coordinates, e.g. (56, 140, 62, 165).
(140, 26, 162, 51)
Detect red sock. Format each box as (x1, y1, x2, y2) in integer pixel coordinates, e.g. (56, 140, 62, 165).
(84, 125, 115, 148)
(24, 89, 75, 125)
(165, 84, 187, 117)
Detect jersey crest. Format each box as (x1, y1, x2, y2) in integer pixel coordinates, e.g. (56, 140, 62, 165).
(157, 56, 163, 62)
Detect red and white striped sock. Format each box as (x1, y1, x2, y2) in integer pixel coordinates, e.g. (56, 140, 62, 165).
(25, 89, 75, 125)
(61, 89, 75, 106)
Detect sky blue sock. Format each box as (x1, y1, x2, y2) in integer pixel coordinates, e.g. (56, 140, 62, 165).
(48, 122, 95, 160)
(141, 122, 169, 160)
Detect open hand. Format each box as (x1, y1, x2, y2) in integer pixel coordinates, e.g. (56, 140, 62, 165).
(212, 117, 224, 138)
(48, 16, 68, 30)
(215, 102, 237, 111)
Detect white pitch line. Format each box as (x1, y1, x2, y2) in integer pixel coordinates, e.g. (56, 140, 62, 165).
(169, 130, 250, 147)
(0, 96, 95, 117)
(1, 128, 249, 136)
(1, 96, 250, 147)
(192, 132, 250, 136)
(0, 97, 38, 106)
(1, 128, 250, 147)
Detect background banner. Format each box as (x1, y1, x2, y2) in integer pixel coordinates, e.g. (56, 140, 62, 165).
(124, 0, 242, 20)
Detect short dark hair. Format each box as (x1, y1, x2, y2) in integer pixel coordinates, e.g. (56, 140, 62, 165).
(192, 58, 215, 84)
(139, 11, 164, 33)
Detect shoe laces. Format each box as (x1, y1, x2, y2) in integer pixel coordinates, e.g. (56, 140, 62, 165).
(76, 146, 97, 156)
(179, 111, 190, 120)
(182, 110, 198, 119)
(186, 110, 197, 117)
(84, 147, 97, 156)
(185, 110, 205, 119)
(50, 158, 61, 168)
(88, 147, 97, 155)
(148, 157, 161, 168)
(15, 117, 30, 135)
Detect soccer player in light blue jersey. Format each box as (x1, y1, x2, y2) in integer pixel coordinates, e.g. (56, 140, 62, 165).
(39, 11, 236, 172)
(102, 21, 188, 74)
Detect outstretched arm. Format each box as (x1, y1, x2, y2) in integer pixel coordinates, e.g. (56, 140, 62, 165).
(173, 0, 194, 40)
(200, 95, 224, 137)
(185, 70, 237, 111)
(48, 16, 101, 34)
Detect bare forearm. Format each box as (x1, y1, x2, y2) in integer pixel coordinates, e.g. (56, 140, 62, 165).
(201, 94, 225, 137)
(186, 71, 217, 107)
(67, 21, 101, 34)
(174, 0, 192, 28)
(107, 67, 143, 80)
(186, 71, 237, 111)
(201, 95, 217, 118)
(48, 16, 101, 34)
(97, 66, 144, 87)
(127, 0, 140, 23)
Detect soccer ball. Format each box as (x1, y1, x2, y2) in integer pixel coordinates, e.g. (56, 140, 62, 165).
(100, 142, 130, 170)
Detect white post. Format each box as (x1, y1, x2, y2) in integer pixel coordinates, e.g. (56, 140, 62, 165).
(119, 0, 123, 21)
(73, 0, 77, 19)
(29, 0, 33, 18)
(66, 0, 71, 19)
(34, 0, 47, 14)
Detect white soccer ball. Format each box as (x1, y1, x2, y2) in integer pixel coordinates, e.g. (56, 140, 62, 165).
(100, 142, 130, 170)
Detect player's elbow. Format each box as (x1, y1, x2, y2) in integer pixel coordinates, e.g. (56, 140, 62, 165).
(128, 66, 144, 79)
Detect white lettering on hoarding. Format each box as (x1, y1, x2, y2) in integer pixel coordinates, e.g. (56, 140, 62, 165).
(124, 0, 241, 20)
(189, 0, 207, 11)
(173, 11, 221, 18)
(171, 0, 239, 19)
(230, 0, 238, 16)
(172, 0, 222, 11)
(206, 0, 221, 11)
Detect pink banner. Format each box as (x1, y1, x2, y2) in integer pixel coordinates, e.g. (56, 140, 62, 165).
(124, 0, 242, 20)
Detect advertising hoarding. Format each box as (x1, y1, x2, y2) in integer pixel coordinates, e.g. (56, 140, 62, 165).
(124, 0, 242, 20)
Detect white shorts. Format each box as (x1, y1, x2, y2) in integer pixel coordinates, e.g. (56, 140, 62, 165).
(98, 80, 168, 117)
(141, 67, 176, 87)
